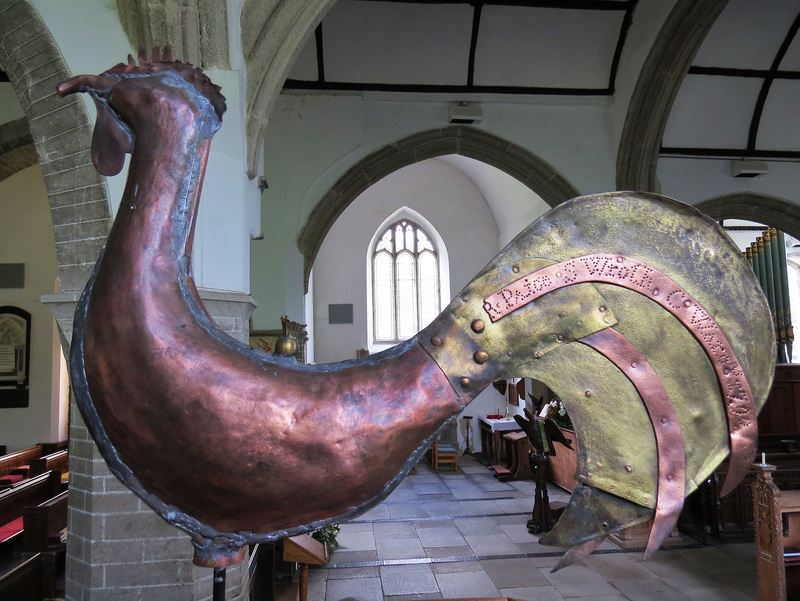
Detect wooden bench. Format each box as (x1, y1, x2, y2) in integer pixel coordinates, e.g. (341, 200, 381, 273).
(0, 551, 59, 601)
(39, 440, 67, 456)
(23, 490, 68, 554)
(29, 450, 68, 486)
(0, 446, 43, 486)
(0, 472, 61, 546)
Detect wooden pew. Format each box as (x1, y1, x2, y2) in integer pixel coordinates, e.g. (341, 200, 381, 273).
(0, 472, 61, 547)
(29, 450, 68, 486)
(0, 445, 6, 456)
(23, 490, 68, 554)
(0, 551, 58, 601)
(38, 441, 67, 456)
(0, 446, 43, 486)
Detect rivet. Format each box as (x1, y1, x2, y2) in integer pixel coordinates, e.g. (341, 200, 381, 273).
(626, 491, 632, 497)
(534, 351, 542, 359)
(473, 350, 489, 364)
(587, 472, 592, 478)
(652, 288, 659, 296)
(609, 484, 616, 490)
(431, 336, 443, 346)
(585, 390, 592, 398)
(597, 462, 603, 468)
(625, 465, 632, 472)
(601, 521, 608, 529)
(586, 458, 592, 464)
(471, 319, 486, 333)
(512, 266, 520, 273)
(684, 300, 691, 307)
(666, 474, 674, 481)
(556, 334, 564, 342)
(507, 351, 513, 357)
(462, 296, 469, 303)
(661, 417, 668, 424)
(617, 257, 624, 263)
(643, 497, 649, 504)
(496, 303, 502, 308)
(631, 362, 638, 368)
(599, 306, 606, 313)
(460, 377, 471, 388)
(556, 272, 563, 278)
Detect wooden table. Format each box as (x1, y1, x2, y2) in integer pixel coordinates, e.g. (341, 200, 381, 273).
(478, 416, 520, 465)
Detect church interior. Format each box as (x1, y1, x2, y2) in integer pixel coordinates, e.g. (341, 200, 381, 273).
(2, 0, 800, 599)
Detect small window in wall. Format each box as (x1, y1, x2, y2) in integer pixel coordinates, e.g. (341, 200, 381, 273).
(372, 220, 440, 342)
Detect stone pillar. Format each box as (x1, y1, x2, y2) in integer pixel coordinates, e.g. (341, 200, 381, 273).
(44, 289, 257, 601)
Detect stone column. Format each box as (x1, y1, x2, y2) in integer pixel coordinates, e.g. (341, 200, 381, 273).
(44, 289, 257, 601)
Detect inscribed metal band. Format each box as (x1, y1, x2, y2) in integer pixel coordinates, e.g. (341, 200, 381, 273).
(483, 254, 757, 496)
(579, 328, 685, 559)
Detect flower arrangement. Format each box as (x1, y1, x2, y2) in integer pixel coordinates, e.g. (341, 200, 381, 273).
(311, 524, 343, 555)
(542, 396, 572, 430)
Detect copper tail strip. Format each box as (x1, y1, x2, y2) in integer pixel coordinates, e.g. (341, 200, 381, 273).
(579, 328, 686, 559)
(483, 254, 757, 495)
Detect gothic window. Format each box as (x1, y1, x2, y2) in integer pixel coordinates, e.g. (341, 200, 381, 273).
(372, 220, 440, 342)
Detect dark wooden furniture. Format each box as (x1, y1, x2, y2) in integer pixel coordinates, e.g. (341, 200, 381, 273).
(0, 446, 42, 480)
(501, 431, 534, 480)
(752, 463, 800, 601)
(283, 534, 328, 601)
(23, 490, 68, 553)
(0, 472, 61, 546)
(29, 450, 68, 488)
(759, 364, 800, 435)
(0, 551, 58, 601)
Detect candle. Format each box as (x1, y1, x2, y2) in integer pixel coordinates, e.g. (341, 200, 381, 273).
(762, 452, 766, 465)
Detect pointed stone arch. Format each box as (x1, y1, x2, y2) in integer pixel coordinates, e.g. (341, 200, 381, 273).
(616, 0, 727, 192)
(0, 0, 111, 294)
(297, 125, 579, 291)
(696, 193, 800, 242)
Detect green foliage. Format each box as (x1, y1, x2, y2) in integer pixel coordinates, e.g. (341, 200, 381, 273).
(311, 524, 342, 555)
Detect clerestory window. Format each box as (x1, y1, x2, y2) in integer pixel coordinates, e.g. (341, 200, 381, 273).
(372, 219, 440, 342)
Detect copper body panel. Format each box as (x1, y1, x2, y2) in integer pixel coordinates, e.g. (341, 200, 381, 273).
(60, 52, 775, 568)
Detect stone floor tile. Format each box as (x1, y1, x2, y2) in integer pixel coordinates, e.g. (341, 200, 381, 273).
(376, 537, 426, 560)
(425, 545, 475, 559)
(424, 501, 467, 517)
(481, 557, 551, 588)
(683, 586, 754, 601)
(567, 595, 628, 601)
(385, 594, 443, 601)
(416, 526, 467, 548)
(308, 567, 327, 582)
(410, 474, 441, 485)
(530, 555, 561, 569)
(580, 552, 660, 581)
(357, 504, 390, 521)
(386, 489, 422, 502)
(435, 569, 501, 598)
(380, 564, 439, 595)
(325, 575, 383, 601)
(454, 517, 504, 536)
(431, 560, 484, 574)
(326, 566, 380, 580)
(335, 529, 376, 551)
(610, 578, 692, 601)
(543, 564, 621, 598)
(498, 585, 566, 601)
(328, 549, 378, 564)
(672, 545, 753, 575)
(388, 503, 430, 519)
(373, 520, 418, 538)
(415, 483, 451, 495)
(499, 521, 537, 544)
(307, 578, 326, 601)
(414, 519, 456, 529)
(496, 497, 535, 513)
(459, 499, 505, 515)
(465, 533, 521, 556)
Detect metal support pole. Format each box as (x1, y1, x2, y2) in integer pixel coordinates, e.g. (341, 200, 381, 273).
(213, 567, 226, 601)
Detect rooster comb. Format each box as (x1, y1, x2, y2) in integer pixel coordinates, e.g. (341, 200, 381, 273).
(105, 46, 226, 120)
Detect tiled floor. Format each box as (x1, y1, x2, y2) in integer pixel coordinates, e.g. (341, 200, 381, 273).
(307, 456, 759, 601)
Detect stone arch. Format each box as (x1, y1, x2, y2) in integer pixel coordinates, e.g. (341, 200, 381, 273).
(616, 0, 727, 192)
(0, 0, 111, 294)
(696, 193, 800, 242)
(297, 125, 580, 291)
(241, 0, 337, 178)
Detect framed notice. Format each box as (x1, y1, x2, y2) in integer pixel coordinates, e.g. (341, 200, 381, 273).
(0, 306, 31, 408)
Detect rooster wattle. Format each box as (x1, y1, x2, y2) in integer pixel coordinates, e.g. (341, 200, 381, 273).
(58, 49, 775, 569)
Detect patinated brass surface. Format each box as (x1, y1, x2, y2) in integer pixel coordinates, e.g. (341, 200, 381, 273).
(60, 50, 774, 570)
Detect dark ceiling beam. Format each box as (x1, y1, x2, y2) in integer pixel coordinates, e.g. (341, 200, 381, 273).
(747, 10, 800, 154)
(466, 2, 482, 87)
(608, 0, 637, 92)
(283, 80, 610, 95)
(315, 24, 325, 82)
(660, 146, 800, 161)
(689, 66, 800, 79)
(350, 0, 629, 9)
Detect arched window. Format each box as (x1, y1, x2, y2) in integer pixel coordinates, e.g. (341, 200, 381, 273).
(372, 219, 440, 342)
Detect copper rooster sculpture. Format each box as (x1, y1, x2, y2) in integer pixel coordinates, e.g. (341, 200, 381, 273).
(59, 49, 775, 569)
